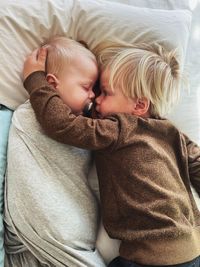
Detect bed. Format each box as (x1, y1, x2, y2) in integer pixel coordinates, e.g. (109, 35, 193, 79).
(0, 0, 200, 266)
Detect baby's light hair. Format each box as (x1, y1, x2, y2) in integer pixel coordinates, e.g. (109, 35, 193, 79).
(43, 36, 96, 76)
(93, 41, 181, 117)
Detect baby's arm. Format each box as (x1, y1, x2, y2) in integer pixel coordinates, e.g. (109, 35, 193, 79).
(185, 135, 200, 196)
(23, 49, 119, 151)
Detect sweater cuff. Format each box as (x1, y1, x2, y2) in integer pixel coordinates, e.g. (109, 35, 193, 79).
(23, 71, 47, 94)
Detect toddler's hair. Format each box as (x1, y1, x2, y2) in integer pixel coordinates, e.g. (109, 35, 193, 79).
(93, 41, 181, 117)
(42, 36, 96, 76)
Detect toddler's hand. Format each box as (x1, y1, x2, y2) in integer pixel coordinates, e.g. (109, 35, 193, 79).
(23, 47, 47, 81)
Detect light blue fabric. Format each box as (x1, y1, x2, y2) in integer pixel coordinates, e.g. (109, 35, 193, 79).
(0, 105, 12, 267)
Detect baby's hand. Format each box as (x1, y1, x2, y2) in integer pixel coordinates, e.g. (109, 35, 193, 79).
(23, 47, 47, 81)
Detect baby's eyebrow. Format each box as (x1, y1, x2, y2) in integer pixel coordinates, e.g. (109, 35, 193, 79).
(81, 80, 93, 85)
(86, 79, 95, 84)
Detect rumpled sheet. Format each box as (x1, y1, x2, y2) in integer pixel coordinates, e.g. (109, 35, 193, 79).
(4, 101, 105, 267)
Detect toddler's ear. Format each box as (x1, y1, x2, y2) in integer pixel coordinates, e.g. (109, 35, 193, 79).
(133, 98, 150, 117)
(46, 74, 59, 89)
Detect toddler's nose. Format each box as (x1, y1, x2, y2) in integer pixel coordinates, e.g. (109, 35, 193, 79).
(95, 94, 102, 104)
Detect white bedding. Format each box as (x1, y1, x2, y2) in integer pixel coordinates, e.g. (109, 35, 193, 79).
(167, 0, 200, 144)
(1, 0, 200, 265)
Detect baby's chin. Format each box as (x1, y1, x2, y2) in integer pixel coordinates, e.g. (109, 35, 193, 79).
(73, 104, 104, 119)
(79, 101, 97, 118)
(96, 112, 104, 119)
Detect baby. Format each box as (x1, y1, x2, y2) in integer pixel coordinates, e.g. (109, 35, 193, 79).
(4, 37, 106, 267)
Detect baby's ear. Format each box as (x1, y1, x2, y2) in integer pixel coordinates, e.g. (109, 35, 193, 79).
(46, 74, 59, 89)
(133, 98, 150, 117)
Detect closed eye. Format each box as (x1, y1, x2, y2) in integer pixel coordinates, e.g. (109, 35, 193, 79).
(101, 88, 112, 97)
(82, 85, 90, 91)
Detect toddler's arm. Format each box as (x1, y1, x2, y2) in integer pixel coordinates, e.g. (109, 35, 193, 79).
(23, 49, 120, 151)
(23, 47, 47, 80)
(185, 135, 200, 196)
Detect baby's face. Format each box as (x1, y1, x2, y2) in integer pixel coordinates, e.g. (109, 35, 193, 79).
(56, 53, 98, 115)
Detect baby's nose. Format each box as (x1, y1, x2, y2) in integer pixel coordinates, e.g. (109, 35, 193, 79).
(89, 90, 95, 99)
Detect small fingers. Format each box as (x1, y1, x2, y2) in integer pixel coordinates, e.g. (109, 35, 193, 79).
(27, 48, 39, 59)
(23, 47, 46, 80)
(37, 47, 48, 63)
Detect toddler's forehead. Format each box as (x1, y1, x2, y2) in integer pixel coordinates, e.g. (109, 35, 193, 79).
(100, 67, 110, 81)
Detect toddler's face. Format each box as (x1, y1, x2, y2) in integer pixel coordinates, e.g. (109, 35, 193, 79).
(56, 53, 98, 115)
(95, 68, 136, 118)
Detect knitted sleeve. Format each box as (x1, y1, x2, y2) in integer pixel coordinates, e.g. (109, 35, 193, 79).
(23, 71, 119, 151)
(185, 134, 200, 196)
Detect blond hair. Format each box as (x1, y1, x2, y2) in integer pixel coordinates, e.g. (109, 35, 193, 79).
(93, 41, 181, 117)
(43, 36, 96, 76)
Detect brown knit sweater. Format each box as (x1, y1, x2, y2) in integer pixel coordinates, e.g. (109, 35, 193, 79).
(24, 71, 200, 265)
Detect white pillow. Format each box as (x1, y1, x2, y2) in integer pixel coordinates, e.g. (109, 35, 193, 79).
(105, 0, 194, 11)
(0, 0, 74, 109)
(0, 0, 191, 111)
(69, 0, 191, 60)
